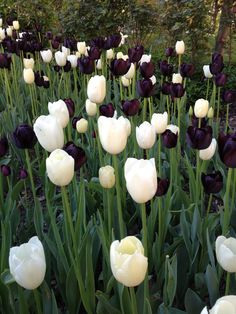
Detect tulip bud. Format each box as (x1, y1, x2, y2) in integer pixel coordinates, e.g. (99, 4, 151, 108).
(194, 99, 209, 118)
(23, 68, 34, 84)
(106, 49, 114, 60)
(201, 171, 223, 194)
(110, 236, 148, 287)
(199, 138, 217, 160)
(19, 168, 28, 179)
(165, 47, 175, 57)
(128, 45, 144, 63)
(124, 158, 157, 203)
(172, 73, 183, 84)
(137, 79, 155, 98)
(125, 63, 135, 79)
(207, 107, 214, 118)
(46, 149, 74, 186)
(201, 296, 236, 314)
(136, 121, 156, 149)
(9, 236, 46, 290)
(6, 26, 13, 37)
(203, 65, 213, 79)
(151, 112, 168, 134)
(175, 40, 185, 55)
(1, 165, 11, 176)
(87, 75, 106, 104)
(77, 41, 86, 55)
(85, 99, 97, 117)
(216, 236, 236, 273)
(33, 115, 64, 152)
(121, 76, 131, 87)
(189, 106, 193, 116)
(0, 137, 9, 157)
(140, 54, 151, 65)
(159, 60, 173, 77)
(162, 127, 178, 149)
(99, 165, 115, 189)
(48, 100, 69, 128)
(12, 21, 20, 30)
(170, 83, 185, 98)
(76, 118, 88, 133)
(55, 51, 67, 67)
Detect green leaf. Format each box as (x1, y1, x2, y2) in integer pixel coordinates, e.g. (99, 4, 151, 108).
(184, 288, 205, 314)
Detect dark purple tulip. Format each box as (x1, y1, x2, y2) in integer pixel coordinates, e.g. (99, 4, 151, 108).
(46, 31, 53, 40)
(99, 103, 115, 117)
(90, 37, 105, 49)
(186, 126, 213, 150)
(222, 90, 236, 103)
(19, 168, 28, 179)
(212, 52, 223, 64)
(122, 99, 140, 116)
(210, 61, 224, 75)
(54, 65, 61, 72)
(63, 142, 86, 171)
(170, 83, 185, 98)
(218, 133, 236, 168)
(33, 41, 43, 52)
(51, 39, 60, 49)
(1, 165, 11, 176)
(215, 73, 227, 87)
(180, 63, 195, 78)
(140, 62, 155, 79)
(64, 38, 77, 51)
(110, 59, 130, 76)
(191, 116, 208, 128)
(34, 71, 44, 87)
(43, 78, 50, 89)
(0, 137, 9, 157)
(159, 60, 173, 77)
(128, 45, 144, 63)
(161, 82, 171, 95)
(13, 124, 37, 149)
(137, 79, 155, 98)
(201, 171, 223, 194)
(156, 178, 170, 197)
(0, 53, 11, 69)
(78, 56, 94, 74)
(165, 47, 175, 57)
(6, 16, 14, 26)
(104, 34, 121, 49)
(64, 98, 75, 118)
(88, 46, 101, 60)
(63, 60, 71, 72)
(162, 129, 178, 148)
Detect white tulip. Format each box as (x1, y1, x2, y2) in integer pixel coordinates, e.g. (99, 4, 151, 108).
(0, 28, 5, 41)
(201, 296, 236, 314)
(216, 236, 236, 273)
(23, 68, 35, 84)
(172, 73, 183, 84)
(121, 76, 131, 87)
(194, 98, 209, 118)
(124, 158, 157, 203)
(175, 40, 185, 55)
(87, 75, 106, 104)
(207, 107, 214, 118)
(77, 41, 86, 55)
(23, 58, 34, 69)
(119, 32, 128, 46)
(48, 100, 69, 128)
(150, 75, 156, 85)
(75, 51, 81, 58)
(140, 54, 151, 65)
(67, 54, 78, 68)
(13, 21, 20, 30)
(84, 46, 90, 57)
(9, 236, 46, 290)
(117, 52, 129, 61)
(33, 115, 64, 152)
(55, 51, 67, 67)
(40, 49, 53, 63)
(151, 112, 168, 134)
(136, 122, 156, 149)
(76, 118, 88, 133)
(98, 116, 130, 155)
(203, 65, 213, 79)
(85, 99, 97, 116)
(46, 149, 74, 186)
(61, 46, 70, 56)
(110, 236, 148, 287)
(6, 26, 12, 37)
(106, 49, 114, 60)
(96, 59, 102, 70)
(99, 165, 115, 189)
(125, 63, 135, 79)
(199, 138, 217, 160)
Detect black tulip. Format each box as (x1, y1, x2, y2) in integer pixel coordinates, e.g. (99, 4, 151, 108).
(137, 79, 155, 98)
(78, 56, 94, 74)
(46, 31, 53, 40)
(43, 78, 50, 89)
(90, 37, 105, 49)
(99, 103, 115, 117)
(170, 83, 185, 98)
(165, 47, 175, 57)
(104, 34, 121, 49)
(19, 168, 28, 179)
(218, 133, 236, 168)
(88, 46, 101, 60)
(162, 129, 178, 148)
(1, 165, 11, 176)
(63, 60, 71, 72)
(186, 126, 213, 150)
(122, 99, 140, 116)
(156, 178, 170, 197)
(0, 137, 9, 157)
(159, 60, 173, 77)
(34, 71, 44, 87)
(64, 98, 75, 118)
(161, 82, 172, 95)
(180, 63, 195, 78)
(63, 142, 86, 171)
(222, 90, 236, 103)
(140, 62, 155, 79)
(212, 52, 223, 64)
(110, 59, 130, 76)
(215, 73, 227, 87)
(0, 53, 11, 69)
(51, 39, 60, 49)
(201, 171, 223, 194)
(128, 45, 144, 63)
(13, 124, 37, 149)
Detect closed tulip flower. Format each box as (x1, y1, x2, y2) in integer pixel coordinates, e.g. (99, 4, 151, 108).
(46, 149, 74, 186)
(23, 68, 34, 84)
(165, 47, 175, 57)
(162, 129, 178, 149)
(77, 41, 86, 54)
(159, 60, 173, 77)
(104, 34, 121, 49)
(99, 103, 115, 117)
(122, 99, 140, 116)
(67, 55, 78, 68)
(110, 236, 148, 287)
(76, 118, 88, 133)
(187, 126, 212, 150)
(215, 73, 227, 87)
(88, 46, 101, 60)
(99, 165, 115, 189)
(87, 75, 106, 104)
(161, 82, 171, 95)
(106, 49, 114, 60)
(125, 62, 135, 79)
(98, 116, 130, 155)
(199, 138, 217, 160)
(222, 90, 236, 103)
(180, 63, 195, 78)
(140, 62, 155, 79)
(48, 100, 69, 128)
(0, 137, 9, 157)
(175, 40, 185, 55)
(33, 115, 64, 152)
(137, 79, 155, 98)
(40, 49, 52, 63)
(0, 28, 5, 41)
(61, 46, 70, 57)
(64, 98, 75, 118)
(9, 236, 46, 290)
(124, 158, 157, 203)
(121, 76, 131, 87)
(210, 53, 224, 75)
(12, 20, 20, 30)
(6, 26, 13, 37)
(207, 107, 214, 118)
(151, 112, 168, 134)
(203, 65, 213, 79)
(201, 171, 223, 194)
(110, 59, 130, 76)
(55, 51, 67, 67)
(78, 56, 95, 74)
(156, 178, 170, 197)
(86, 99, 97, 116)
(216, 236, 236, 272)
(172, 73, 183, 84)
(1, 165, 11, 176)
(140, 54, 151, 65)
(13, 124, 37, 149)
(19, 168, 28, 180)
(136, 121, 156, 149)
(194, 98, 209, 118)
(128, 45, 144, 63)
(63, 141, 86, 170)
(170, 83, 185, 98)
(218, 133, 236, 168)
(201, 296, 236, 314)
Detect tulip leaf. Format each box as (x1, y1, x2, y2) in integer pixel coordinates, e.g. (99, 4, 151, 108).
(184, 288, 205, 314)
(0, 269, 15, 285)
(205, 264, 219, 306)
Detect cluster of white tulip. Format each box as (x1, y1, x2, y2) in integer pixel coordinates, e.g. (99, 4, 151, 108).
(0, 19, 19, 41)
(23, 57, 35, 84)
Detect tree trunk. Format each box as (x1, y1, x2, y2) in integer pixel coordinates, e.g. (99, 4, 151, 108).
(214, 0, 234, 54)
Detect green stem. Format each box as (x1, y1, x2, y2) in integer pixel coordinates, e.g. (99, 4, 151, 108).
(25, 149, 36, 202)
(223, 168, 233, 235)
(140, 202, 148, 307)
(33, 289, 42, 314)
(206, 78, 210, 100)
(158, 134, 162, 177)
(225, 272, 230, 295)
(129, 287, 138, 314)
(119, 77, 123, 101)
(107, 189, 112, 241)
(142, 98, 147, 122)
(225, 104, 229, 133)
(206, 193, 213, 217)
(216, 87, 221, 132)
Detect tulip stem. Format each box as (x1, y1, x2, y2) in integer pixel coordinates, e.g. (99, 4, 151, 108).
(206, 78, 210, 100)
(225, 104, 229, 133)
(223, 167, 233, 235)
(216, 87, 221, 132)
(33, 289, 42, 314)
(25, 149, 37, 202)
(206, 193, 213, 217)
(225, 272, 230, 295)
(107, 189, 112, 241)
(178, 55, 181, 72)
(143, 98, 147, 122)
(158, 134, 162, 177)
(119, 77, 123, 101)
(129, 287, 138, 314)
(113, 155, 125, 238)
(132, 64, 136, 98)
